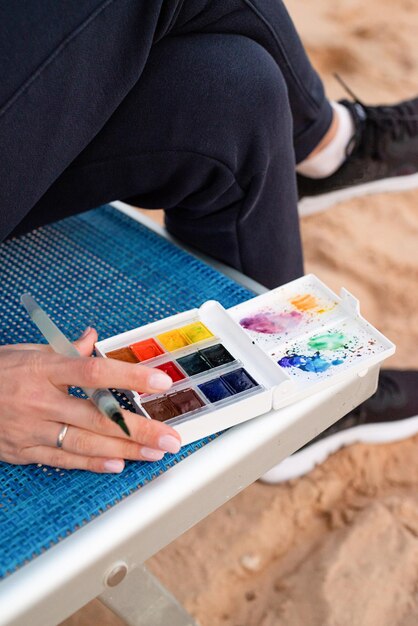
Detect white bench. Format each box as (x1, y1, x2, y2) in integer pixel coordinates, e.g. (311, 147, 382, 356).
(0, 203, 379, 626)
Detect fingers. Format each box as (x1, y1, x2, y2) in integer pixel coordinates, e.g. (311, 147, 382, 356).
(73, 327, 98, 356)
(0, 343, 52, 352)
(0, 330, 181, 474)
(0, 327, 97, 356)
(53, 423, 167, 462)
(3, 329, 174, 395)
(23, 408, 181, 471)
(51, 395, 182, 453)
(52, 354, 173, 395)
(23, 445, 126, 473)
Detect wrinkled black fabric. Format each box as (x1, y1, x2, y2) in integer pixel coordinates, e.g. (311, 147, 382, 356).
(1, 0, 332, 287)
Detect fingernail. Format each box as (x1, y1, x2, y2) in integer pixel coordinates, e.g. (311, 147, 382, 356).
(158, 435, 181, 454)
(81, 326, 92, 339)
(149, 371, 173, 391)
(104, 459, 124, 473)
(141, 447, 165, 461)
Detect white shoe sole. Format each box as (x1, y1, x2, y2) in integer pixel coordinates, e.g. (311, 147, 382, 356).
(260, 413, 418, 484)
(298, 172, 418, 217)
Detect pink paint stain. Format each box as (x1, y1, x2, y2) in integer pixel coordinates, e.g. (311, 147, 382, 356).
(240, 310, 302, 334)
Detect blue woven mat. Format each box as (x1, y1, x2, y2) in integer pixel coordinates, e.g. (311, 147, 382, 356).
(0, 206, 253, 579)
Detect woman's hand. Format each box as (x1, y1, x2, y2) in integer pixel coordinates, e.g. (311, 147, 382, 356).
(0, 327, 180, 473)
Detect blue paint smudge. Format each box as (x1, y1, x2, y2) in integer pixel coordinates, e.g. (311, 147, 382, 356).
(278, 351, 344, 373)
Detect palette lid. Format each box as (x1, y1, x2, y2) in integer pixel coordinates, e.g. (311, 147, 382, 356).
(227, 274, 395, 410)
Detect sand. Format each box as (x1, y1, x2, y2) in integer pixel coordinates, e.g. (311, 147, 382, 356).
(62, 0, 418, 624)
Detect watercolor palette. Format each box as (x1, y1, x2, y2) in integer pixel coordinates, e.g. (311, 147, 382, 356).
(95, 301, 291, 444)
(95, 275, 395, 444)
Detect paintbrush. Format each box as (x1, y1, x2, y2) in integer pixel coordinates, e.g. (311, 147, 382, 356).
(20, 293, 131, 437)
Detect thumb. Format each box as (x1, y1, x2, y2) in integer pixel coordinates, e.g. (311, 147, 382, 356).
(73, 327, 98, 356)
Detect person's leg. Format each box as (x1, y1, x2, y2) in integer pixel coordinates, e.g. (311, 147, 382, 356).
(5, 0, 415, 278)
(1, 0, 332, 234)
(0, 0, 185, 242)
(168, 0, 333, 163)
(166, 1, 418, 214)
(11, 34, 303, 289)
(5, 0, 334, 286)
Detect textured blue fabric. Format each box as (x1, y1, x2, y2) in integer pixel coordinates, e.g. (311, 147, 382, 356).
(0, 206, 253, 579)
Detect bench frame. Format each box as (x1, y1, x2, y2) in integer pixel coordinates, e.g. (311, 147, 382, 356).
(0, 203, 379, 626)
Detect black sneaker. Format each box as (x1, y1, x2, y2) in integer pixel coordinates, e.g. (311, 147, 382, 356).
(261, 370, 418, 483)
(298, 92, 418, 216)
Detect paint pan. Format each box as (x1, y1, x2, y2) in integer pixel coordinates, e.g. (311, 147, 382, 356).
(106, 346, 139, 363)
(130, 338, 165, 361)
(155, 361, 185, 383)
(96, 303, 283, 443)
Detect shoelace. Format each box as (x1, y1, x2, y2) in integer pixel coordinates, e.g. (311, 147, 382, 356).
(335, 74, 418, 160)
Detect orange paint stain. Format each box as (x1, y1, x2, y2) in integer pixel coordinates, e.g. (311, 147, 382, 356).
(290, 294, 318, 312)
(290, 294, 337, 314)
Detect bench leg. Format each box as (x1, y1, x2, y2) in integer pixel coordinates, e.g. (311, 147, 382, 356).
(99, 564, 198, 626)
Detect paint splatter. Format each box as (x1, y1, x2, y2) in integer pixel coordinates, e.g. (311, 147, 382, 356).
(290, 294, 318, 312)
(240, 310, 302, 334)
(290, 293, 336, 314)
(278, 351, 345, 373)
(307, 332, 347, 351)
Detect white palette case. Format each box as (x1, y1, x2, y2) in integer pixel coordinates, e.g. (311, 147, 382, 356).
(95, 275, 395, 444)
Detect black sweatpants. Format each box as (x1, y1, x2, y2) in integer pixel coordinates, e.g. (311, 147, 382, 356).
(0, 0, 332, 288)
